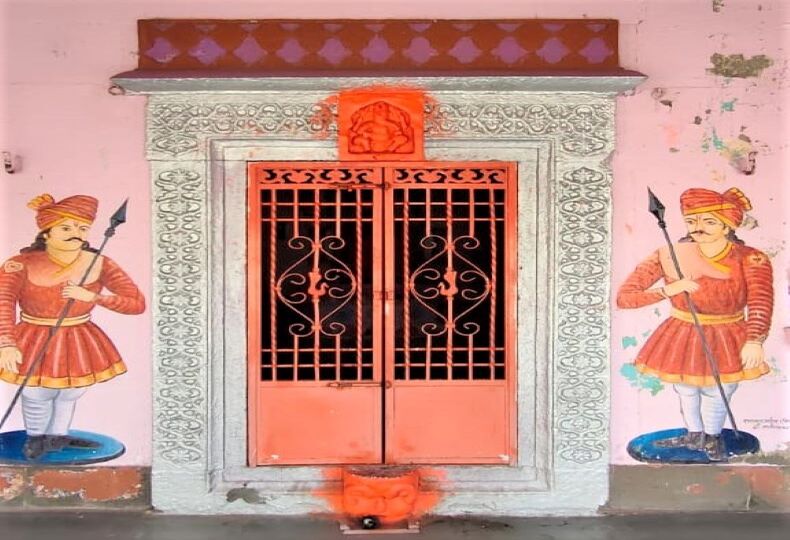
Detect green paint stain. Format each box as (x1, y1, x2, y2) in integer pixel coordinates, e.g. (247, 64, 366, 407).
(620, 363, 665, 396)
(641, 329, 652, 338)
(708, 53, 773, 78)
(622, 336, 638, 349)
(711, 129, 725, 151)
(653, 308, 662, 317)
(721, 99, 737, 112)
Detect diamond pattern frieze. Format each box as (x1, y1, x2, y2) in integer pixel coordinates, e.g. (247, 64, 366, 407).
(136, 19, 621, 72)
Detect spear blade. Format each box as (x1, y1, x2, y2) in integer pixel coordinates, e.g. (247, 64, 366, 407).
(647, 187, 666, 224)
(110, 199, 128, 229)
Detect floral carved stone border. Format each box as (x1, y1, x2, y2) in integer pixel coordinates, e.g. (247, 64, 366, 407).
(144, 89, 617, 511)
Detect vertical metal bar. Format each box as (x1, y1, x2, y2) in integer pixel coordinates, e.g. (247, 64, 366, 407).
(312, 189, 321, 380)
(402, 188, 411, 381)
(445, 189, 454, 380)
(334, 188, 342, 381)
(489, 187, 498, 379)
(467, 187, 475, 380)
(355, 188, 363, 381)
(425, 188, 432, 381)
(381, 167, 393, 463)
(270, 190, 278, 380)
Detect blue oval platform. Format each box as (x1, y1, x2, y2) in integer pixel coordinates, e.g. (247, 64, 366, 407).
(627, 428, 759, 464)
(0, 430, 125, 466)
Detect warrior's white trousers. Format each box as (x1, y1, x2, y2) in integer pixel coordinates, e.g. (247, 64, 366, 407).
(674, 382, 738, 435)
(20, 387, 87, 436)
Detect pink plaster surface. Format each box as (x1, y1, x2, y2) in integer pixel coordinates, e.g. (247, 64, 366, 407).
(0, 1, 788, 467)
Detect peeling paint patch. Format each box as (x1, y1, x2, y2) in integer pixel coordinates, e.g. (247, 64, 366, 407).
(716, 468, 790, 509)
(712, 0, 724, 13)
(0, 469, 25, 501)
(686, 483, 705, 495)
(30, 468, 143, 502)
(702, 129, 757, 174)
(620, 363, 665, 395)
(708, 53, 773, 78)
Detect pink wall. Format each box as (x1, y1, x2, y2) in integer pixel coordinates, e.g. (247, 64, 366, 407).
(0, 1, 787, 467)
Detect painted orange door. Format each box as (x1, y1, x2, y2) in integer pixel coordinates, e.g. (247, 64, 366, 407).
(247, 164, 385, 465)
(248, 162, 516, 466)
(383, 164, 517, 464)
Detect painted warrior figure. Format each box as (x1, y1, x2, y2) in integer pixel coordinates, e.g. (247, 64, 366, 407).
(0, 194, 145, 459)
(617, 187, 773, 461)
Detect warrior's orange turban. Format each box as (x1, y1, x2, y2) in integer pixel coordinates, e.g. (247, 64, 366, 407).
(680, 187, 752, 229)
(27, 193, 98, 231)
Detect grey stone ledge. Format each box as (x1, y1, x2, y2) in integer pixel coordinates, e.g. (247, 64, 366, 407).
(112, 73, 646, 95)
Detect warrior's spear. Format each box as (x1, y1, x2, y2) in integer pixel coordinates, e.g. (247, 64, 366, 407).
(0, 200, 128, 432)
(647, 188, 740, 438)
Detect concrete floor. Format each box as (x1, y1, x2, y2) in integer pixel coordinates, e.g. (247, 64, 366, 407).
(0, 512, 789, 540)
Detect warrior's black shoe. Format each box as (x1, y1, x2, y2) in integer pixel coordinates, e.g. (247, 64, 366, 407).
(654, 431, 705, 450)
(704, 434, 727, 462)
(22, 435, 47, 460)
(45, 435, 101, 451)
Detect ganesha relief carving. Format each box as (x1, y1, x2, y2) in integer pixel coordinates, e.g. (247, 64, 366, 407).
(348, 101, 415, 155)
(338, 92, 425, 160)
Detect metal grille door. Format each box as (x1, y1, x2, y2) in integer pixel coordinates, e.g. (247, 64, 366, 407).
(384, 165, 515, 464)
(248, 162, 516, 466)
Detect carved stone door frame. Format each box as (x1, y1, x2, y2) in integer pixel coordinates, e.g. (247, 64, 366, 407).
(113, 74, 643, 514)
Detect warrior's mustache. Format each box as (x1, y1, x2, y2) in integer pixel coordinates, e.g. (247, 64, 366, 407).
(64, 237, 89, 247)
(690, 231, 711, 236)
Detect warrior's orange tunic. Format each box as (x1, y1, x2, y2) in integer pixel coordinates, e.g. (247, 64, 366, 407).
(0, 251, 145, 388)
(616, 242, 773, 387)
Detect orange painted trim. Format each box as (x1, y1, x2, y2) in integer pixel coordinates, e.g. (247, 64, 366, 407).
(504, 161, 518, 465)
(635, 362, 770, 387)
(246, 162, 261, 466)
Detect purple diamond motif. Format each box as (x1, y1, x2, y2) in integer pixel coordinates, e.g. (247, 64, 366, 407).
(365, 23, 386, 32)
(491, 37, 527, 65)
(586, 23, 607, 33)
(361, 36, 393, 64)
(543, 23, 565, 32)
(240, 23, 259, 32)
(403, 37, 438, 65)
(453, 23, 475, 32)
(410, 22, 432, 32)
(234, 36, 267, 65)
(448, 37, 481, 64)
(536, 37, 570, 64)
(579, 38, 613, 64)
(188, 37, 225, 65)
(276, 38, 307, 64)
(154, 22, 174, 32)
(324, 23, 343, 32)
(280, 23, 300, 31)
(146, 37, 180, 64)
(318, 38, 351, 66)
(497, 23, 521, 33)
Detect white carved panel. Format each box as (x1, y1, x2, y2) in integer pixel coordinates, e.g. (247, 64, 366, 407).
(136, 84, 626, 515)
